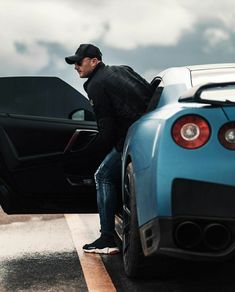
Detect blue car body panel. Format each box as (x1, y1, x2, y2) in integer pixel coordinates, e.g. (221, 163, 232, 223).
(122, 64, 235, 259)
(125, 103, 235, 226)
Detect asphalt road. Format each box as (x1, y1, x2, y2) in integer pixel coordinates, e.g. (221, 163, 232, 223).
(1, 208, 235, 292)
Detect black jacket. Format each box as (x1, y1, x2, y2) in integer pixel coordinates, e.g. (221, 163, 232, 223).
(84, 62, 153, 152)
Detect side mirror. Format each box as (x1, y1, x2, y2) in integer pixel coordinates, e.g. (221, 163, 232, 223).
(70, 109, 96, 121)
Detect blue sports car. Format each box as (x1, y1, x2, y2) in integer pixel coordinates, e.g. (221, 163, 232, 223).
(0, 63, 235, 277)
(119, 63, 235, 276)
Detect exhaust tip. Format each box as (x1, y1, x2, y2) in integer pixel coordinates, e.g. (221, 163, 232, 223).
(175, 221, 202, 249)
(203, 223, 231, 251)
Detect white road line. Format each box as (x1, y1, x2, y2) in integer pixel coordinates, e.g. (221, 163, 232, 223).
(65, 214, 116, 292)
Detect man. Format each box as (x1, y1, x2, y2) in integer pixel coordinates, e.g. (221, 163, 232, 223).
(65, 44, 153, 254)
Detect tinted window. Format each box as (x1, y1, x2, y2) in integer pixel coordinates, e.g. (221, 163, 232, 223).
(0, 77, 93, 119)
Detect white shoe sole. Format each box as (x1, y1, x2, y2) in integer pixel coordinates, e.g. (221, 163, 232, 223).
(83, 247, 120, 255)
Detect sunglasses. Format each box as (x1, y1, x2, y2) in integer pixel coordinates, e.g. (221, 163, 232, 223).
(75, 57, 91, 66)
(75, 60, 83, 66)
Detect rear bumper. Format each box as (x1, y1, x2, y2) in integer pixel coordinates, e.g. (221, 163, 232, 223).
(172, 178, 235, 218)
(139, 216, 235, 260)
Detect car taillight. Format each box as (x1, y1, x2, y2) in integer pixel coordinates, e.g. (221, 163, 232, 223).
(218, 122, 235, 150)
(172, 115, 210, 149)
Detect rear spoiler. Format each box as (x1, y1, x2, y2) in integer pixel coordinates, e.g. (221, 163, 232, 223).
(179, 81, 235, 105)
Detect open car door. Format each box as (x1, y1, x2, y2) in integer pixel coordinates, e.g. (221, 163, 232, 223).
(0, 77, 106, 214)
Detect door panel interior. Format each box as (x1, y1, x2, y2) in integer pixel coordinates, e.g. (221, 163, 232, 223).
(0, 114, 106, 214)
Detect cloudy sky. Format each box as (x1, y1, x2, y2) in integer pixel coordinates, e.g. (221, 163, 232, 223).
(1, 0, 235, 95)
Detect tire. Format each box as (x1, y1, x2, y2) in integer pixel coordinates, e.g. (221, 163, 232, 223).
(122, 162, 144, 277)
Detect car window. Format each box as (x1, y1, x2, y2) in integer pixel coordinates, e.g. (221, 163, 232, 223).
(146, 79, 164, 112)
(0, 77, 93, 119)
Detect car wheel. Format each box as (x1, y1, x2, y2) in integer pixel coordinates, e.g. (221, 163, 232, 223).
(122, 162, 143, 277)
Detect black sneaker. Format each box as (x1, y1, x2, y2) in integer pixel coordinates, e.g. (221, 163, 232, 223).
(83, 234, 120, 254)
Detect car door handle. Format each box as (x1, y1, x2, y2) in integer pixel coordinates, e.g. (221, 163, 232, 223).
(64, 129, 98, 153)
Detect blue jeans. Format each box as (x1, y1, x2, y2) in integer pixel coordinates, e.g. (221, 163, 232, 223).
(94, 148, 122, 236)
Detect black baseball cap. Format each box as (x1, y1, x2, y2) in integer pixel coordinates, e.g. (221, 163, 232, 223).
(65, 44, 102, 64)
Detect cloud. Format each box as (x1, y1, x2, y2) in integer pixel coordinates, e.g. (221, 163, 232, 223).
(1, 0, 235, 83)
(0, 0, 195, 52)
(180, 0, 235, 29)
(96, 0, 195, 49)
(0, 0, 191, 75)
(204, 28, 230, 47)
